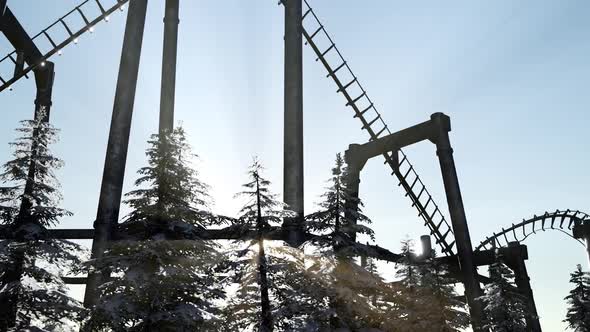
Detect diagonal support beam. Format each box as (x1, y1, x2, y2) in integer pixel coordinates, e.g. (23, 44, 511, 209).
(0, 7, 42, 66)
(84, 0, 149, 308)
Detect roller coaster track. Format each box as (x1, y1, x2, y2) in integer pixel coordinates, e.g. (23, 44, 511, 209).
(475, 209, 590, 251)
(1, 0, 457, 256)
(0, 0, 129, 92)
(283, 0, 456, 255)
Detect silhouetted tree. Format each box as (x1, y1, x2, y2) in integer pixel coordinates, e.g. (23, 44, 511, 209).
(416, 251, 469, 331)
(564, 264, 590, 331)
(0, 116, 85, 330)
(83, 127, 224, 331)
(478, 254, 529, 332)
(302, 154, 391, 330)
(305, 153, 374, 254)
(391, 238, 421, 330)
(223, 159, 295, 331)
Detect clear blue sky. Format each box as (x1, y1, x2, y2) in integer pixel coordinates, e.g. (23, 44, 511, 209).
(1, 1, 589, 330)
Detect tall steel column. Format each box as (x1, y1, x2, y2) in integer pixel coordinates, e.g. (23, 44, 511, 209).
(33, 62, 55, 121)
(507, 243, 542, 332)
(431, 113, 485, 331)
(283, 0, 304, 247)
(159, 0, 179, 134)
(84, 0, 149, 307)
(343, 149, 367, 244)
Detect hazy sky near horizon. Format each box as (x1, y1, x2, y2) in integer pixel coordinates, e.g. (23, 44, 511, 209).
(1, 1, 589, 330)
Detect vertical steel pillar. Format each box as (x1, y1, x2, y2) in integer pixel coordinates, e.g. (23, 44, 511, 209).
(572, 223, 590, 266)
(342, 145, 382, 244)
(343, 147, 363, 244)
(431, 112, 485, 331)
(507, 243, 542, 332)
(84, 0, 148, 307)
(159, 0, 179, 134)
(283, 0, 304, 247)
(16, 63, 55, 222)
(420, 235, 433, 259)
(33, 62, 55, 122)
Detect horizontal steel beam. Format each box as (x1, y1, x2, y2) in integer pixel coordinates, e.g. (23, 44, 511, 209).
(346, 113, 451, 169)
(0, 226, 301, 241)
(61, 277, 88, 285)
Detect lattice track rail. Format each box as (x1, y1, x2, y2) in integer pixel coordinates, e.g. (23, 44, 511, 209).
(0, 0, 129, 92)
(289, 0, 456, 256)
(475, 209, 590, 251)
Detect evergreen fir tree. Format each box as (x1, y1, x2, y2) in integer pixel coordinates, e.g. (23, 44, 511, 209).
(223, 159, 295, 332)
(391, 238, 421, 331)
(0, 115, 85, 331)
(305, 153, 374, 254)
(303, 154, 389, 330)
(84, 127, 224, 331)
(478, 254, 530, 332)
(415, 251, 469, 332)
(564, 264, 590, 331)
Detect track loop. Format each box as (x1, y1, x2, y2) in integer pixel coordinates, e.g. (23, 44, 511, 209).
(476, 209, 589, 251)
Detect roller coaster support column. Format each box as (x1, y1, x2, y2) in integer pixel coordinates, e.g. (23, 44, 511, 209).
(572, 223, 590, 265)
(33, 62, 55, 121)
(430, 113, 485, 331)
(17, 62, 55, 221)
(506, 242, 542, 332)
(343, 151, 363, 243)
(283, 0, 305, 247)
(159, 0, 179, 134)
(84, 0, 148, 307)
(420, 235, 433, 259)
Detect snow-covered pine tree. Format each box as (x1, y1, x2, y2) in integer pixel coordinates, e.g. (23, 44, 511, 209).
(415, 250, 469, 332)
(390, 238, 421, 331)
(83, 127, 224, 331)
(223, 158, 295, 332)
(0, 115, 85, 331)
(303, 153, 390, 330)
(478, 253, 530, 332)
(305, 153, 374, 254)
(564, 264, 590, 331)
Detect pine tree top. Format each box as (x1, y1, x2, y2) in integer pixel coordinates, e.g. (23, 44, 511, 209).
(0, 117, 71, 231)
(234, 158, 293, 228)
(121, 127, 221, 239)
(305, 153, 374, 255)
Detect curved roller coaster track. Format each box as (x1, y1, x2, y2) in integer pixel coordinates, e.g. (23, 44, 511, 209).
(476, 209, 590, 251)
